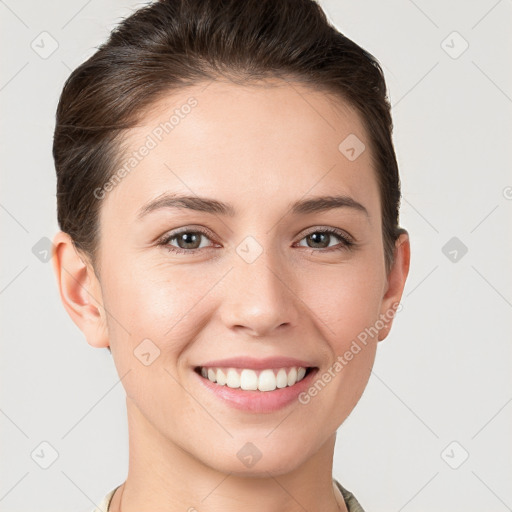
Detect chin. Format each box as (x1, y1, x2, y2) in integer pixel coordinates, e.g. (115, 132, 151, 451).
(194, 438, 314, 477)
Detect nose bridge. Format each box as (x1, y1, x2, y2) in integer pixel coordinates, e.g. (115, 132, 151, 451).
(219, 236, 300, 336)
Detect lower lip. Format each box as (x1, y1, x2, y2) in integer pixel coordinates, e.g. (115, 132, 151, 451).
(193, 368, 319, 413)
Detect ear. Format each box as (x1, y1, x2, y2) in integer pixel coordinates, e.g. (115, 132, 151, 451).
(52, 231, 109, 349)
(377, 230, 411, 342)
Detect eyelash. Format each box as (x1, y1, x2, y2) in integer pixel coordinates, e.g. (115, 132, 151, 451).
(157, 226, 355, 255)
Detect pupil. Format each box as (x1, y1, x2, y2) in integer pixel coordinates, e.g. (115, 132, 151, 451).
(181, 233, 198, 248)
(309, 232, 327, 248)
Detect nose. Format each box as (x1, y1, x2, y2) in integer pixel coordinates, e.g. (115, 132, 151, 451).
(218, 247, 301, 338)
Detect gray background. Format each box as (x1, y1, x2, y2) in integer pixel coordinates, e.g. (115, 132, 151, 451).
(1, 1, 511, 511)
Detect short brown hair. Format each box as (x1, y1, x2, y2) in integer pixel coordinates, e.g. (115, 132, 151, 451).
(53, 0, 405, 276)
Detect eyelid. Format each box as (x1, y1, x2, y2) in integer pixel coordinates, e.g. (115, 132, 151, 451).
(299, 225, 355, 242)
(156, 225, 216, 244)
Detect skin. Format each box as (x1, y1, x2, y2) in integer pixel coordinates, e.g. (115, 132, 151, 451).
(53, 78, 410, 512)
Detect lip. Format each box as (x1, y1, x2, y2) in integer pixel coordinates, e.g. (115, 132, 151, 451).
(193, 365, 319, 414)
(195, 356, 316, 370)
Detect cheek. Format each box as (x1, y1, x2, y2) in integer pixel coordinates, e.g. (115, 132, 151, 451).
(100, 257, 226, 362)
(100, 262, 199, 413)
(305, 260, 385, 350)
(102, 259, 193, 327)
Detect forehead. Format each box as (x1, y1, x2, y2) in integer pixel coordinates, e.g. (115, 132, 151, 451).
(102, 78, 380, 224)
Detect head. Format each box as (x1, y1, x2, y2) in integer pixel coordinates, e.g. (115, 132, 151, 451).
(53, 0, 410, 476)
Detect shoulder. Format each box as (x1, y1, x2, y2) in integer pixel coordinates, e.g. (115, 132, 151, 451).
(333, 479, 367, 512)
(89, 484, 121, 512)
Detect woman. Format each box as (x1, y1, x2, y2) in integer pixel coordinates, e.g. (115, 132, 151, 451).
(52, 0, 410, 510)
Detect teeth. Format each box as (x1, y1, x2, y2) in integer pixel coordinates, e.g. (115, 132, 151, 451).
(258, 369, 276, 392)
(216, 368, 227, 386)
(226, 368, 240, 388)
(276, 368, 288, 388)
(240, 369, 258, 390)
(200, 366, 309, 391)
(287, 367, 297, 386)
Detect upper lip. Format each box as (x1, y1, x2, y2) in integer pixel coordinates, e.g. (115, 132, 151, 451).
(196, 356, 317, 370)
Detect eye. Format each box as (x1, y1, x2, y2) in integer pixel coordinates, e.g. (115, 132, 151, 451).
(157, 226, 355, 255)
(296, 227, 355, 252)
(158, 228, 216, 255)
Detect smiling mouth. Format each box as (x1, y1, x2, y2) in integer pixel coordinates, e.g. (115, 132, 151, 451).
(194, 365, 317, 392)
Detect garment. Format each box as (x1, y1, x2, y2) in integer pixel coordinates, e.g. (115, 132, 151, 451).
(334, 479, 367, 512)
(90, 485, 119, 512)
(91, 479, 366, 512)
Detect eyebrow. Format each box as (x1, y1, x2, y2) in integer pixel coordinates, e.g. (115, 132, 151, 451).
(137, 192, 369, 219)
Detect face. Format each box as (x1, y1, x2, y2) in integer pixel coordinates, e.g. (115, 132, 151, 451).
(75, 79, 408, 475)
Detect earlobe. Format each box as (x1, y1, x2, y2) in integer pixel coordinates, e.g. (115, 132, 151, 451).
(52, 231, 109, 349)
(377, 231, 411, 342)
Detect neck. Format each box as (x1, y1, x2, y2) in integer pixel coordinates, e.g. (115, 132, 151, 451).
(109, 398, 348, 512)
